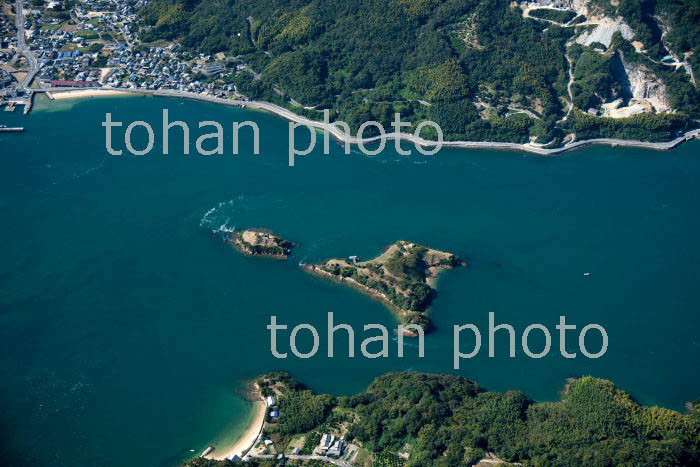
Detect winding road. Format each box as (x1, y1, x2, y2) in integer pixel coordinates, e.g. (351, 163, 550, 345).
(33, 86, 700, 156)
(251, 454, 353, 467)
(560, 45, 575, 123)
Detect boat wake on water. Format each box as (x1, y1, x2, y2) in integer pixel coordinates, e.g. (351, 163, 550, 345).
(199, 196, 250, 234)
(39, 158, 110, 193)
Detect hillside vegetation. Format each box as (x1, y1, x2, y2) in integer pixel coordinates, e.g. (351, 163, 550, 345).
(305, 241, 465, 332)
(345, 373, 700, 465)
(184, 372, 700, 466)
(139, 0, 700, 144)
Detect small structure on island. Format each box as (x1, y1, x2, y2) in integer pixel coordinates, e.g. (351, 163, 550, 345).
(327, 438, 346, 457)
(266, 395, 277, 406)
(269, 408, 280, 421)
(318, 433, 335, 454)
(348, 255, 360, 264)
(318, 433, 346, 457)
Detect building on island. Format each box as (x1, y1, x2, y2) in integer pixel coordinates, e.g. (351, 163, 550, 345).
(327, 438, 346, 457)
(318, 433, 346, 456)
(318, 433, 334, 453)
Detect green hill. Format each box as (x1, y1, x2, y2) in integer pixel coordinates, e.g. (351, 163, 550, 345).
(184, 372, 700, 466)
(139, 0, 700, 144)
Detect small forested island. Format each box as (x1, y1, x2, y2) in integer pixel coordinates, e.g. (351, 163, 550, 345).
(230, 229, 295, 259)
(304, 241, 466, 333)
(183, 371, 700, 467)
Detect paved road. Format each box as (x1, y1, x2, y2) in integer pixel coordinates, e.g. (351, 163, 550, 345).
(560, 48, 575, 123)
(35, 86, 700, 155)
(251, 454, 353, 467)
(15, 0, 39, 89)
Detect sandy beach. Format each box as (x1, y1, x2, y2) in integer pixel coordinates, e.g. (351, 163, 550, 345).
(50, 89, 132, 100)
(206, 398, 266, 461)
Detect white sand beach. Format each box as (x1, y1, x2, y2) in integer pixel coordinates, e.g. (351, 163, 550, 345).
(50, 89, 132, 100)
(206, 399, 266, 461)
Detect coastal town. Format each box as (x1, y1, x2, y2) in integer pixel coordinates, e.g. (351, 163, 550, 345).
(1, 0, 698, 154)
(2, 2, 700, 467)
(0, 0, 248, 114)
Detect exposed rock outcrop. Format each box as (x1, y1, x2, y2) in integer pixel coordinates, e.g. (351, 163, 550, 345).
(575, 20, 634, 48)
(619, 53, 672, 113)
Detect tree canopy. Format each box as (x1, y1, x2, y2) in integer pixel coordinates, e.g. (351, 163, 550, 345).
(139, 0, 700, 143)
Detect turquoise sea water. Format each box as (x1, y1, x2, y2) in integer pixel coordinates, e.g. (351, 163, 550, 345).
(1, 95, 699, 466)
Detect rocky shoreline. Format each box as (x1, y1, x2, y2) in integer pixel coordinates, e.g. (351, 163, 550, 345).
(302, 241, 467, 334)
(230, 229, 295, 259)
(302, 263, 423, 336)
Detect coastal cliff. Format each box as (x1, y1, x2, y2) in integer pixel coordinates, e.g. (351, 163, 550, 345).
(304, 241, 466, 334)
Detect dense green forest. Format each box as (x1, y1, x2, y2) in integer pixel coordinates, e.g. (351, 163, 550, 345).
(345, 373, 700, 466)
(185, 372, 700, 466)
(139, 0, 700, 143)
(528, 8, 578, 23)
